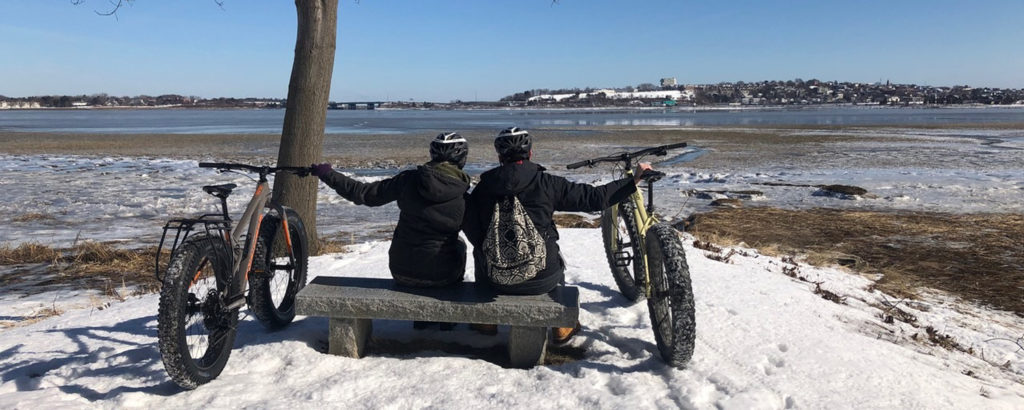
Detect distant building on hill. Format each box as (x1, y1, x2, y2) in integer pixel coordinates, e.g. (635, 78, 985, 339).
(660, 77, 677, 87)
(0, 100, 42, 109)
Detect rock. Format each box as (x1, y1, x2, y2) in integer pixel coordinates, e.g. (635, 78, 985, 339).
(813, 184, 869, 200)
(730, 190, 764, 200)
(710, 198, 743, 208)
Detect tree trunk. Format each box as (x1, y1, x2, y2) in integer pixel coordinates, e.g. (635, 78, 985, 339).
(274, 0, 338, 254)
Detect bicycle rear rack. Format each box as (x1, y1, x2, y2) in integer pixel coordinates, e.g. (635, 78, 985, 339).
(155, 214, 231, 282)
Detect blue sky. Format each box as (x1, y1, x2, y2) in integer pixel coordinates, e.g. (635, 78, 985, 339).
(1, 0, 1022, 101)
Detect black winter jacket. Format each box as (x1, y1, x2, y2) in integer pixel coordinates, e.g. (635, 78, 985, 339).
(320, 161, 471, 286)
(464, 161, 637, 294)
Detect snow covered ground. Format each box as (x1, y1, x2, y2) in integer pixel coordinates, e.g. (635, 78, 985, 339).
(1, 230, 1022, 408)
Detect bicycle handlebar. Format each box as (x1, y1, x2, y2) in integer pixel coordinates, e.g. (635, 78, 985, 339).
(565, 141, 688, 169)
(199, 162, 313, 176)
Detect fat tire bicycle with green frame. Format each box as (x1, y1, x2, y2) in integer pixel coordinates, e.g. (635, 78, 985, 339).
(567, 142, 695, 368)
(154, 162, 312, 389)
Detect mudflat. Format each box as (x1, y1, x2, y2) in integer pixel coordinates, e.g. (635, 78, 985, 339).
(5, 123, 1021, 170)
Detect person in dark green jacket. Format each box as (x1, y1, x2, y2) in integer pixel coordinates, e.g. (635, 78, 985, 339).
(311, 132, 471, 288)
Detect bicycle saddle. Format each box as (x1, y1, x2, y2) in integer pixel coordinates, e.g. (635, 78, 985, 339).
(202, 183, 237, 198)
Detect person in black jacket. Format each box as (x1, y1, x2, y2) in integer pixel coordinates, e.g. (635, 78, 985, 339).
(311, 132, 471, 288)
(463, 127, 650, 341)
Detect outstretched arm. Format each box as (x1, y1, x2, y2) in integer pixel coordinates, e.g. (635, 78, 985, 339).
(551, 173, 637, 212)
(313, 163, 404, 207)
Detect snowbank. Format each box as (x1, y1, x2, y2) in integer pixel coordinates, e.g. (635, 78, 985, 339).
(1, 230, 1021, 408)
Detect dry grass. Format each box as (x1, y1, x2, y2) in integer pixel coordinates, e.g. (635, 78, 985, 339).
(553, 213, 601, 229)
(0, 242, 61, 265)
(686, 207, 1024, 315)
(1, 234, 352, 302)
(12, 213, 56, 223)
(1, 241, 163, 298)
(64, 242, 164, 297)
(316, 238, 349, 255)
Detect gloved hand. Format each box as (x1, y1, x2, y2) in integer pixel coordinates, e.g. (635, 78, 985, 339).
(310, 163, 333, 177)
(633, 163, 652, 185)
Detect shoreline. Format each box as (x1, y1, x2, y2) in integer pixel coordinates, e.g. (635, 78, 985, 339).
(3, 103, 1024, 112)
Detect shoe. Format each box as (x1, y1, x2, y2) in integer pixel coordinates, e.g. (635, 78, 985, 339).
(439, 322, 456, 331)
(470, 323, 498, 336)
(551, 321, 581, 345)
(413, 321, 431, 330)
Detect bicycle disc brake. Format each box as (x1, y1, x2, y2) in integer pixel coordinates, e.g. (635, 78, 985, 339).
(201, 289, 232, 330)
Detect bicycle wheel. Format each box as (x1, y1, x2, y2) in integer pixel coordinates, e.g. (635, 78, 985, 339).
(644, 223, 696, 368)
(158, 234, 239, 389)
(601, 200, 646, 302)
(248, 207, 309, 330)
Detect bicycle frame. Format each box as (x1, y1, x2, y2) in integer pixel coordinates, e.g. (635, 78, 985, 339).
(566, 141, 686, 299)
(156, 164, 300, 311)
(620, 167, 658, 298)
(222, 174, 295, 310)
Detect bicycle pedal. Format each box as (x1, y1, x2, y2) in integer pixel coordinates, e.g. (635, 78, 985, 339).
(613, 251, 633, 267)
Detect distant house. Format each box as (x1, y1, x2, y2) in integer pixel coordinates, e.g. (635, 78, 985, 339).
(660, 77, 677, 87)
(527, 93, 582, 102)
(71, 101, 88, 107)
(602, 90, 684, 101)
(0, 101, 41, 109)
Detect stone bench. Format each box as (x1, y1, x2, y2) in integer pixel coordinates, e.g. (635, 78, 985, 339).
(295, 276, 579, 368)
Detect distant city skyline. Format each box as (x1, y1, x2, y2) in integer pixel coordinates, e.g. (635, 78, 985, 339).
(1, 0, 1022, 102)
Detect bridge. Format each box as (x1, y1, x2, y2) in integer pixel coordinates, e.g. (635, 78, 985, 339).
(329, 101, 385, 110)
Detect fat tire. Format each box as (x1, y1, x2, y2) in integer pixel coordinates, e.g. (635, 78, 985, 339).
(248, 208, 309, 330)
(601, 201, 646, 302)
(158, 234, 239, 389)
(644, 223, 696, 369)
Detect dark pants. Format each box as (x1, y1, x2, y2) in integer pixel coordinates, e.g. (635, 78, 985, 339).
(393, 238, 467, 288)
(473, 248, 565, 295)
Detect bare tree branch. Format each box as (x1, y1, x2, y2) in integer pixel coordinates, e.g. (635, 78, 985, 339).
(96, 0, 131, 18)
(74, 0, 224, 18)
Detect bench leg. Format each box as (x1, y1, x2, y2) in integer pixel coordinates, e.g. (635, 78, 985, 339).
(328, 318, 372, 358)
(508, 326, 548, 368)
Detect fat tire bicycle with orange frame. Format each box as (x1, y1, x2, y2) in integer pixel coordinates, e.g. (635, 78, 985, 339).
(154, 162, 312, 389)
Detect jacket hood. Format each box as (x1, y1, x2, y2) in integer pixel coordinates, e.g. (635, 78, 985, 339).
(417, 161, 470, 203)
(478, 161, 545, 196)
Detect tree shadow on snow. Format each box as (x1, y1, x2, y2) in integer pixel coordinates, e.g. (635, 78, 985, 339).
(0, 315, 181, 399)
(5, 312, 346, 400)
